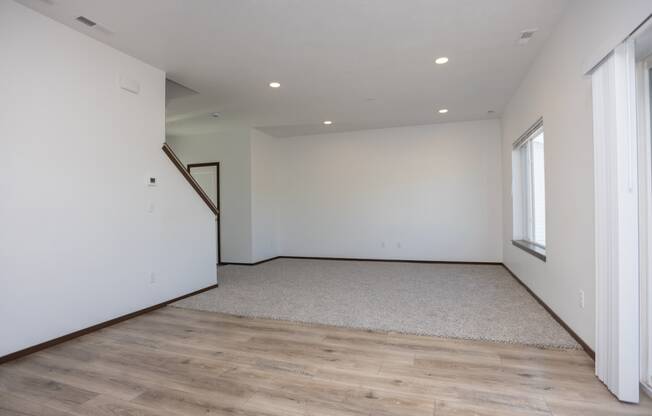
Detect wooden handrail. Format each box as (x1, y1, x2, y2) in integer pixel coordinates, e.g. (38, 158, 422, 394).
(162, 143, 219, 216)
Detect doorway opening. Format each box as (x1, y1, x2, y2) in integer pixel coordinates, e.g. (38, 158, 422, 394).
(187, 162, 221, 264)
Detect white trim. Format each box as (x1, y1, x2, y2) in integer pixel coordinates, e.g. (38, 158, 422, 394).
(513, 118, 543, 149)
(638, 55, 652, 395)
(642, 382, 652, 399)
(512, 121, 546, 247)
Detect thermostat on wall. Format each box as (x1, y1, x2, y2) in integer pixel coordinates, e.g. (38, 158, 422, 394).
(145, 175, 157, 187)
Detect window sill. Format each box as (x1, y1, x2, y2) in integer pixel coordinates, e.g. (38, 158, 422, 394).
(512, 240, 546, 262)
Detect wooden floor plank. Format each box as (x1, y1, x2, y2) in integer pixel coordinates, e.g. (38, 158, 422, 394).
(0, 391, 75, 416)
(1, 306, 650, 416)
(0, 366, 99, 413)
(2, 353, 147, 401)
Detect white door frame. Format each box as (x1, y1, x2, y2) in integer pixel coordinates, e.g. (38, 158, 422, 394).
(638, 54, 652, 397)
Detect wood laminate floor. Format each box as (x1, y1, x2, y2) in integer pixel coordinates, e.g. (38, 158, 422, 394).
(1, 306, 650, 416)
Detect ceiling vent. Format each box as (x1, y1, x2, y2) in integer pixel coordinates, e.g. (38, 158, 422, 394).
(76, 16, 97, 27)
(517, 29, 538, 45)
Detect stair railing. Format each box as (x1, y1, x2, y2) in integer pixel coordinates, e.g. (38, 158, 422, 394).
(162, 143, 219, 216)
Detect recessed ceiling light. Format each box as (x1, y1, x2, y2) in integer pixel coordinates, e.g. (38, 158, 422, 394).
(323, 120, 333, 125)
(210, 112, 220, 118)
(435, 57, 449, 65)
(269, 82, 281, 88)
(438, 109, 449, 114)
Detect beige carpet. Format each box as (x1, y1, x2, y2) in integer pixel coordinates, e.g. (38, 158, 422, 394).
(174, 258, 580, 349)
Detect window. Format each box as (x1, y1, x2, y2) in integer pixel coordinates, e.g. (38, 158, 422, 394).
(512, 118, 546, 260)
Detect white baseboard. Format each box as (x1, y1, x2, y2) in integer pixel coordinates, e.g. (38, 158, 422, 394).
(642, 382, 652, 399)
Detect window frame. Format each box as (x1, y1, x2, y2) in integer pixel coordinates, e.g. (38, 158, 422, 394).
(512, 118, 546, 261)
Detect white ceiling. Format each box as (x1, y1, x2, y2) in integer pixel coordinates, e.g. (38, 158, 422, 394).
(18, 0, 569, 137)
(636, 20, 652, 60)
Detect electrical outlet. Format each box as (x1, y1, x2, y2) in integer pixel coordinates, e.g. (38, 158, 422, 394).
(397, 242, 402, 249)
(579, 290, 585, 309)
(381, 241, 386, 248)
(150, 272, 156, 284)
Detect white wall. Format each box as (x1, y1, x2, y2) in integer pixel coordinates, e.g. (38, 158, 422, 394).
(0, 0, 216, 357)
(166, 128, 281, 264)
(250, 129, 281, 262)
(278, 120, 503, 262)
(501, 0, 652, 350)
(167, 128, 253, 263)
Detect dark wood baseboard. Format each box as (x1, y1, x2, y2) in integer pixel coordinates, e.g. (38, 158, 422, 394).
(222, 255, 501, 266)
(237, 257, 593, 359)
(501, 264, 595, 360)
(2, 260, 593, 364)
(220, 257, 280, 266)
(281, 256, 502, 265)
(0, 284, 218, 365)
